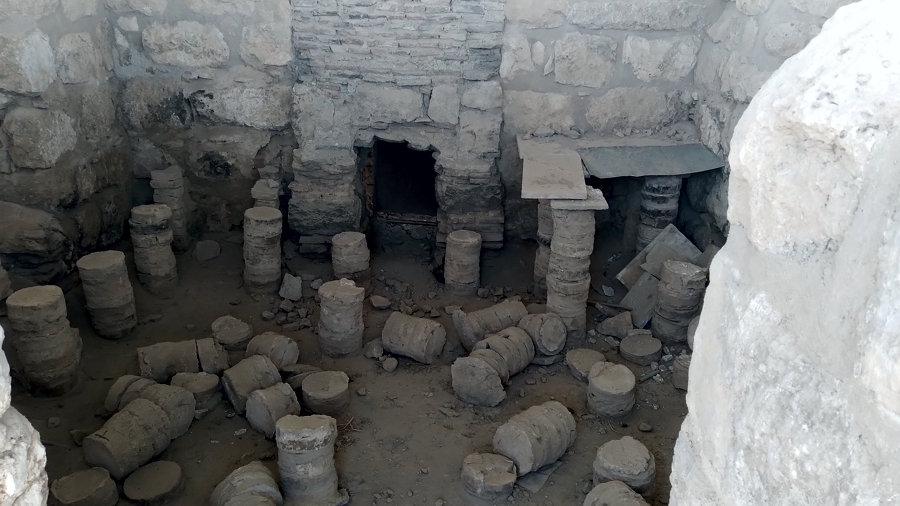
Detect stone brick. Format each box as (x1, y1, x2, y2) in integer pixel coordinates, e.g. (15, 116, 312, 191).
(427, 84, 460, 125)
(121, 78, 190, 132)
(0, 0, 58, 20)
(461, 81, 502, 110)
(79, 84, 117, 143)
(499, 24, 532, 79)
(1, 108, 77, 169)
(764, 22, 821, 58)
(706, 8, 759, 52)
(623, 35, 700, 83)
(353, 83, 423, 124)
(459, 109, 501, 156)
(186, 0, 254, 15)
(693, 42, 728, 94)
(553, 32, 617, 88)
(62, 0, 98, 21)
(788, 0, 855, 17)
(503, 91, 574, 134)
(0, 30, 56, 95)
(191, 84, 292, 130)
(117, 16, 139, 32)
(504, 0, 567, 28)
(142, 22, 229, 68)
(719, 52, 772, 103)
(735, 0, 772, 15)
(241, 22, 292, 68)
(106, 0, 166, 15)
(586, 87, 677, 133)
(56, 32, 98, 85)
(567, 0, 710, 30)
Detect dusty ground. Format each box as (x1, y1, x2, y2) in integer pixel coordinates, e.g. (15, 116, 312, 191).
(3, 225, 687, 505)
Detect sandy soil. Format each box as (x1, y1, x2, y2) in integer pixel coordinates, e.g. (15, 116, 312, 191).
(3, 225, 687, 506)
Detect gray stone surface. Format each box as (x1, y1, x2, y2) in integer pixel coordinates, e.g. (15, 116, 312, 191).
(1, 108, 77, 169)
(353, 84, 423, 124)
(719, 52, 772, 104)
(623, 35, 700, 83)
(241, 22, 292, 68)
(566, 0, 710, 30)
(461, 453, 517, 501)
(0, 0, 58, 20)
(50, 467, 117, 506)
(107, 0, 166, 15)
(428, 85, 460, 125)
(671, 2, 900, 504)
(56, 33, 98, 85)
(62, 0, 97, 20)
(566, 348, 606, 382)
(499, 24, 532, 79)
(123, 461, 184, 504)
(142, 22, 229, 68)
(0, 30, 55, 95)
(461, 81, 502, 111)
(764, 21, 821, 58)
(191, 84, 291, 130)
(553, 33, 617, 89)
(505, 0, 567, 28)
(593, 436, 655, 497)
(584, 481, 649, 506)
(735, 0, 773, 15)
(586, 88, 678, 134)
(788, 0, 855, 16)
(707, 8, 759, 52)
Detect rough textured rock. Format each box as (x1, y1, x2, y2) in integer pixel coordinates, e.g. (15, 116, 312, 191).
(122, 461, 184, 505)
(192, 85, 292, 130)
(107, 0, 166, 15)
(505, 0, 567, 28)
(0, 0, 59, 20)
(62, 0, 98, 21)
(584, 481, 650, 506)
(586, 88, 678, 133)
(719, 53, 771, 104)
(1, 108, 77, 169)
(0, 202, 73, 283)
(428, 85, 460, 125)
(593, 436, 656, 497)
(503, 91, 575, 134)
(764, 21, 821, 58)
(142, 22, 229, 68)
(623, 35, 700, 82)
(0, 406, 48, 505)
(0, 33, 55, 99)
(461, 453, 517, 501)
(241, 22, 292, 68)
(566, 0, 710, 30)
(499, 25, 532, 79)
(461, 81, 502, 111)
(671, 2, 900, 504)
(735, 0, 773, 15)
(706, 8, 759, 52)
(553, 33, 617, 89)
(50, 467, 117, 506)
(56, 33, 98, 85)
(787, 0, 855, 17)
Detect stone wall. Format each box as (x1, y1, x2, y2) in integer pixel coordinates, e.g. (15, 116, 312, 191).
(290, 0, 507, 248)
(0, 0, 131, 282)
(0, 326, 48, 505)
(113, 0, 296, 233)
(670, 0, 900, 503)
(688, 0, 856, 232)
(498, 0, 720, 235)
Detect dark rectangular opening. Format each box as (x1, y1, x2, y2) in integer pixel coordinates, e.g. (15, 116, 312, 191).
(372, 139, 438, 217)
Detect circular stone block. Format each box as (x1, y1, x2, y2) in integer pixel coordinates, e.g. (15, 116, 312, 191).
(593, 436, 656, 498)
(566, 348, 606, 382)
(586, 362, 636, 419)
(618, 331, 662, 366)
(451, 356, 505, 407)
(124, 461, 185, 505)
(301, 371, 350, 415)
(461, 453, 517, 501)
(584, 480, 650, 506)
(212, 316, 254, 351)
(50, 467, 118, 506)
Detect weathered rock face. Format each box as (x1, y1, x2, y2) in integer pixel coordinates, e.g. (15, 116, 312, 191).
(141, 22, 229, 68)
(671, 1, 900, 504)
(0, 0, 58, 20)
(1, 108, 77, 169)
(0, 30, 56, 95)
(0, 202, 74, 282)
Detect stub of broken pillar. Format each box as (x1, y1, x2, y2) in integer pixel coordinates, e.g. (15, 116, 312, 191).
(444, 229, 482, 296)
(6, 285, 82, 395)
(637, 176, 681, 252)
(243, 207, 283, 294)
(150, 166, 192, 252)
(276, 414, 349, 506)
(533, 199, 553, 298)
(76, 251, 137, 339)
(317, 279, 365, 357)
(130, 204, 178, 293)
(331, 231, 371, 288)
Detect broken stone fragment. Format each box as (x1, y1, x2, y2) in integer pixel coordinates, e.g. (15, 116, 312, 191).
(492, 401, 577, 475)
(565, 348, 606, 382)
(50, 467, 118, 506)
(123, 461, 185, 505)
(584, 480, 650, 506)
(210, 461, 283, 506)
(586, 362, 636, 419)
(461, 453, 517, 501)
(245, 383, 301, 439)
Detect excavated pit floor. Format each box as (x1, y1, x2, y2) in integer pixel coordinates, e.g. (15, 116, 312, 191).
(3, 226, 687, 506)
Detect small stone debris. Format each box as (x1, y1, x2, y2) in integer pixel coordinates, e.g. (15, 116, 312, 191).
(439, 407, 459, 417)
(279, 299, 294, 313)
(261, 311, 275, 321)
(477, 287, 490, 298)
(47, 416, 61, 429)
(369, 295, 391, 310)
(279, 273, 304, 301)
(639, 423, 653, 433)
(364, 339, 384, 359)
(382, 357, 399, 372)
(193, 240, 221, 262)
(310, 278, 323, 290)
(444, 305, 461, 315)
(140, 313, 163, 325)
(356, 387, 368, 396)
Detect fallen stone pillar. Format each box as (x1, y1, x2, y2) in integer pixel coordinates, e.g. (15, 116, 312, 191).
(246, 332, 300, 370)
(317, 279, 364, 357)
(444, 230, 482, 296)
(517, 312, 567, 359)
(76, 251, 137, 339)
(331, 231, 370, 288)
(171, 372, 221, 420)
(492, 400, 577, 475)
(83, 398, 172, 479)
(637, 176, 681, 252)
(243, 207, 283, 294)
(6, 285, 82, 395)
(221, 356, 281, 414)
(276, 415, 349, 506)
(137, 340, 200, 382)
(130, 204, 178, 293)
(210, 461, 283, 506)
(461, 453, 517, 501)
(246, 382, 301, 438)
(381, 312, 447, 364)
(533, 199, 552, 298)
(452, 299, 528, 350)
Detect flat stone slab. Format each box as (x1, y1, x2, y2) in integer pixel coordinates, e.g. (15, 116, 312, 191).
(617, 224, 701, 289)
(124, 461, 185, 505)
(550, 186, 609, 211)
(519, 135, 587, 200)
(50, 467, 118, 506)
(580, 143, 724, 179)
(619, 272, 659, 329)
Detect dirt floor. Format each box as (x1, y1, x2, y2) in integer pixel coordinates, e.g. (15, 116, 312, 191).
(3, 224, 688, 505)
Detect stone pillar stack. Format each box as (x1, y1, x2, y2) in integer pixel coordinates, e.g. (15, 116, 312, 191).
(444, 230, 482, 296)
(330, 231, 370, 288)
(251, 179, 282, 209)
(637, 176, 681, 252)
(130, 204, 178, 293)
(150, 166, 192, 252)
(651, 260, 707, 343)
(317, 279, 365, 357)
(76, 251, 137, 339)
(243, 207, 283, 294)
(6, 286, 82, 395)
(533, 199, 553, 298)
(546, 206, 594, 346)
(276, 415, 348, 506)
